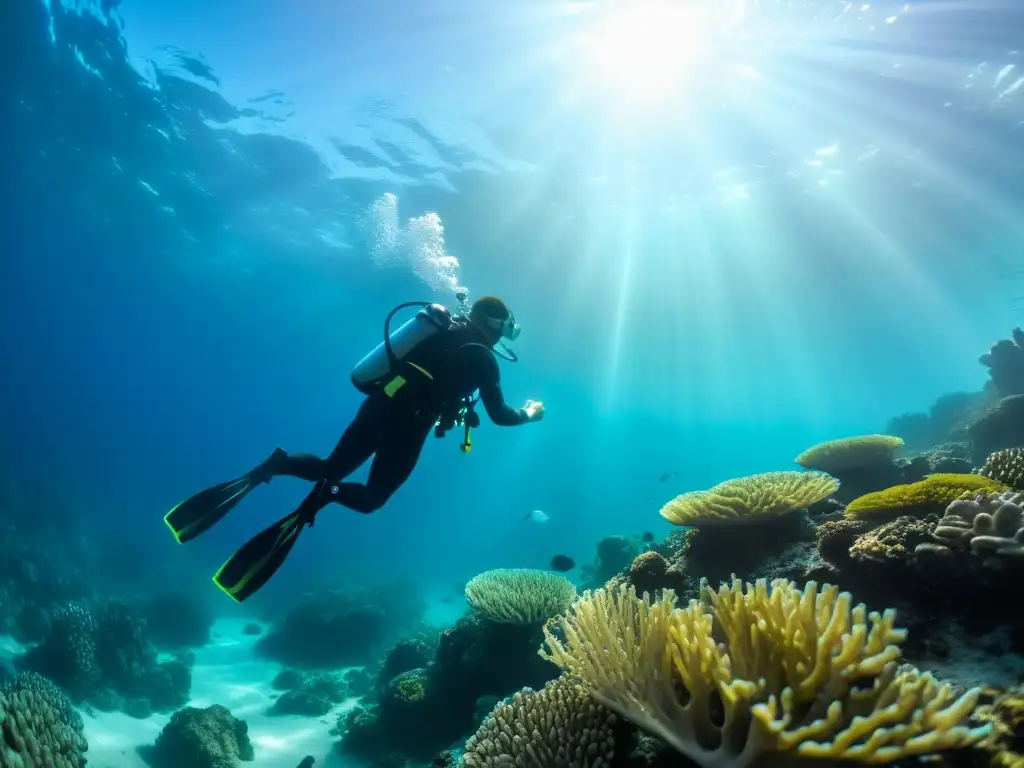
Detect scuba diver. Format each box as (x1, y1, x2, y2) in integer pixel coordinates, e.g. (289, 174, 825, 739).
(163, 293, 544, 603)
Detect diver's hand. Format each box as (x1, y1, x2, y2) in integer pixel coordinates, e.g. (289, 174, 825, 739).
(523, 400, 545, 422)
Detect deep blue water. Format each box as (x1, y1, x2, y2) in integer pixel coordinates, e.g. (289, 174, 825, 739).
(4, 0, 1024, 612)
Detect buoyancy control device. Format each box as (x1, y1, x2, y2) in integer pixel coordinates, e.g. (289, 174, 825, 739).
(349, 295, 515, 452)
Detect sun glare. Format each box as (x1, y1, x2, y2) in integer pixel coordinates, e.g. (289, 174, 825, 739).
(580, 0, 716, 102)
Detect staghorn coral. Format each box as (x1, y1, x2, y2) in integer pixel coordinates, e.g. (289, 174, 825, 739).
(464, 569, 576, 625)
(461, 676, 619, 768)
(0, 671, 88, 767)
(931, 491, 1024, 560)
(540, 579, 989, 768)
(659, 471, 839, 527)
(978, 448, 1024, 490)
(795, 434, 905, 473)
(845, 474, 1006, 518)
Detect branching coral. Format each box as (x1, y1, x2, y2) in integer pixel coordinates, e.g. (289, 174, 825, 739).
(461, 676, 618, 768)
(978, 448, 1024, 490)
(845, 474, 1006, 518)
(464, 569, 576, 625)
(540, 579, 989, 768)
(659, 471, 839, 527)
(795, 435, 904, 473)
(931, 491, 1024, 559)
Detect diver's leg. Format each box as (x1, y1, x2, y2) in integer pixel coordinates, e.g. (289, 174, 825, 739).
(328, 421, 431, 514)
(264, 397, 384, 483)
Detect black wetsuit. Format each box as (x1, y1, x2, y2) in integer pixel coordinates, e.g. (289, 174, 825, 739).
(273, 321, 528, 515)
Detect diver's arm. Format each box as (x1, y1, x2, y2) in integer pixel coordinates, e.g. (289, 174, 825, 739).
(474, 352, 530, 426)
(479, 379, 530, 426)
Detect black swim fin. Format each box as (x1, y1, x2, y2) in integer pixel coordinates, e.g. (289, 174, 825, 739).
(164, 448, 285, 544)
(212, 479, 333, 603)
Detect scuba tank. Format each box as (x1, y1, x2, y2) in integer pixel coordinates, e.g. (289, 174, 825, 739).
(350, 302, 453, 395)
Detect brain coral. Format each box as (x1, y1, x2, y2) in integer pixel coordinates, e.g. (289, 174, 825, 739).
(795, 434, 904, 473)
(845, 474, 1006, 518)
(464, 568, 577, 625)
(660, 471, 839, 527)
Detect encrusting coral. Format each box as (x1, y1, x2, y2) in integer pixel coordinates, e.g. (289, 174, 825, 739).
(540, 578, 990, 768)
(464, 569, 577, 625)
(659, 471, 839, 527)
(795, 434, 905, 473)
(977, 448, 1024, 490)
(848, 515, 940, 564)
(845, 474, 1006, 518)
(930, 491, 1024, 560)
(461, 676, 619, 768)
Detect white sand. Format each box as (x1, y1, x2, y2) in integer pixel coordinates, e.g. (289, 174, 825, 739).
(1, 619, 359, 768)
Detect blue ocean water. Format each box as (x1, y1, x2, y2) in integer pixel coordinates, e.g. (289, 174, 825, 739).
(4, 0, 1024, 765)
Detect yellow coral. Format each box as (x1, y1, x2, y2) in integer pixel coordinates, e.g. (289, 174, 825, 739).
(660, 471, 839, 527)
(845, 474, 1006, 518)
(795, 434, 904, 473)
(540, 579, 989, 768)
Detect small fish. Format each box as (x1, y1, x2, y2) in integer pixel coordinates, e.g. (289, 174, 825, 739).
(550, 554, 576, 572)
(524, 509, 550, 523)
(659, 471, 680, 483)
(641, 532, 654, 543)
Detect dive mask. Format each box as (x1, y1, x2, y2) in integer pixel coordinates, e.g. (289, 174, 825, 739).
(496, 312, 521, 341)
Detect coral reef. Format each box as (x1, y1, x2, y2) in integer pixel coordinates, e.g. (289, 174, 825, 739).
(462, 677, 623, 768)
(617, 551, 687, 599)
(844, 474, 1005, 518)
(268, 672, 346, 717)
(19, 598, 192, 715)
(887, 393, 983, 452)
(0, 671, 87, 768)
(922, 441, 976, 474)
(659, 470, 839, 526)
(340, 612, 559, 763)
(142, 590, 215, 649)
(978, 448, 1024, 490)
(967, 395, 1024, 464)
(668, 510, 819, 593)
(255, 582, 423, 669)
(541, 579, 990, 767)
(579, 536, 641, 587)
(147, 704, 254, 768)
(463, 568, 576, 625)
(980, 327, 1024, 397)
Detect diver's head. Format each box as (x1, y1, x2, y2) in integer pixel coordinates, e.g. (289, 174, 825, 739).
(469, 296, 520, 346)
